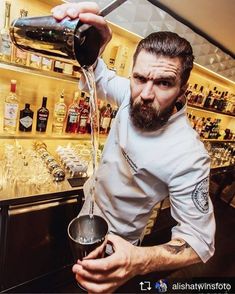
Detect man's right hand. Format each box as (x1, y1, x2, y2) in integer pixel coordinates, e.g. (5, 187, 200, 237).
(51, 2, 112, 56)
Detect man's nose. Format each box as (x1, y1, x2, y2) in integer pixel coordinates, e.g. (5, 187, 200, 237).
(140, 81, 155, 101)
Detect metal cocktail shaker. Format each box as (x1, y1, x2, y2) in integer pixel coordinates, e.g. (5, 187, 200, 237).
(67, 215, 109, 260)
(9, 0, 127, 67)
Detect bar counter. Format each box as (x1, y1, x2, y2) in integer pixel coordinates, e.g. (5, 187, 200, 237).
(0, 177, 86, 292)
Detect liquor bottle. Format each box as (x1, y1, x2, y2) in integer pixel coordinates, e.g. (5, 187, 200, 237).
(100, 103, 112, 134)
(0, 1, 12, 62)
(3, 80, 19, 133)
(12, 9, 28, 66)
(196, 86, 205, 105)
(203, 90, 212, 108)
(65, 91, 80, 133)
(187, 84, 198, 104)
(36, 97, 49, 132)
(19, 103, 34, 132)
(78, 96, 90, 134)
(52, 91, 67, 133)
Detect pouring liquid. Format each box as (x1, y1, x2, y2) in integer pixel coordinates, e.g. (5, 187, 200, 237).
(82, 67, 100, 220)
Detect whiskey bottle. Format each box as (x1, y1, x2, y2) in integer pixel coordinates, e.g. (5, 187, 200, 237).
(4, 79, 19, 133)
(65, 91, 80, 133)
(36, 97, 49, 132)
(78, 96, 90, 134)
(52, 91, 67, 133)
(12, 9, 28, 66)
(19, 103, 34, 132)
(0, 1, 12, 62)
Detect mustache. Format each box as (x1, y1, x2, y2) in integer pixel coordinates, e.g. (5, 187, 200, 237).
(133, 99, 160, 113)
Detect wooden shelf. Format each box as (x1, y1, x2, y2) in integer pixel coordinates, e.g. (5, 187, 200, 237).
(0, 61, 80, 84)
(202, 139, 235, 143)
(0, 132, 107, 141)
(187, 103, 235, 118)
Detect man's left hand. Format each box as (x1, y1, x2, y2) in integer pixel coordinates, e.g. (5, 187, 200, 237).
(72, 234, 142, 293)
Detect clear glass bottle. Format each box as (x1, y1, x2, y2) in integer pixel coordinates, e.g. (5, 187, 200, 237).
(12, 9, 28, 66)
(52, 91, 67, 133)
(19, 103, 34, 132)
(0, 1, 12, 62)
(4, 79, 19, 133)
(65, 91, 80, 133)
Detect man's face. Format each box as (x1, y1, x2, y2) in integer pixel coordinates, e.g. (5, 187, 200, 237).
(130, 50, 185, 131)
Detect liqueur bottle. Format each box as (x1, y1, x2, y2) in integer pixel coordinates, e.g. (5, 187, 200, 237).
(36, 97, 49, 132)
(3, 79, 19, 133)
(52, 91, 67, 133)
(65, 91, 80, 133)
(0, 1, 12, 62)
(19, 103, 34, 132)
(78, 96, 90, 134)
(100, 103, 112, 134)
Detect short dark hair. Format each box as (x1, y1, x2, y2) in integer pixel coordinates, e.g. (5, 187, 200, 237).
(133, 31, 194, 86)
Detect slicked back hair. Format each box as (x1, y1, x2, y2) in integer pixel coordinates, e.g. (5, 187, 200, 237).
(133, 31, 194, 86)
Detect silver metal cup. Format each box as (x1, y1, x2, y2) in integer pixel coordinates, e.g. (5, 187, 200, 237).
(10, 15, 102, 67)
(68, 215, 108, 261)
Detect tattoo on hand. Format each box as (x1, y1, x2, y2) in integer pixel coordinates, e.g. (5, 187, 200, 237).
(163, 239, 190, 254)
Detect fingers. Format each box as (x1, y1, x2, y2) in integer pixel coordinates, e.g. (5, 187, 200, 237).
(51, 2, 100, 20)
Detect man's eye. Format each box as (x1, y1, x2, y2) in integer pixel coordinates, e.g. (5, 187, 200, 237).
(158, 81, 171, 87)
(135, 76, 146, 83)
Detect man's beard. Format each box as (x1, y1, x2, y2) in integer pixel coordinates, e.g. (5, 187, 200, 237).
(129, 99, 176, 132)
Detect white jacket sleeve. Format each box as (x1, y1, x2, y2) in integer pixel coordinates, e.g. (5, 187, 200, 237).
(80, 58, 130, 107)
(168, 150, 215, 263)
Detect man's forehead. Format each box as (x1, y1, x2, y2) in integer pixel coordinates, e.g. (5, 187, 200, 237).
(134, 52, 182, 77)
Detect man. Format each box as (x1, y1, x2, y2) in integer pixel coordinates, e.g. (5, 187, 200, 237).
(52, 3, 215, 293)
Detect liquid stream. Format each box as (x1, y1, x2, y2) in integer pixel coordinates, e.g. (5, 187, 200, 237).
(81, 67, 100, 219)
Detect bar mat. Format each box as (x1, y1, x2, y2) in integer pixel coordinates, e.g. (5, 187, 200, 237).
(67, 177, 88, 188)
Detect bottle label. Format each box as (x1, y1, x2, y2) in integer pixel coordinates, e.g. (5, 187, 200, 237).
(79, 117, 87, 127)
(15, 48, 27, 60)
(20, 116, 33, 128)
(0, 33, 11, 57)
(4, 118, 17, 127)
(69, 111, 79, 123)
(101, 117, 111, 129)
(42, 57, 52, 71)
(38, 113, 48, 121)
(54, 105, 66, 122)
(4, 103, 18, 119)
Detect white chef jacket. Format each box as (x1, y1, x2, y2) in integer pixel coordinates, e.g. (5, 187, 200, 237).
(80, 59, 215, 263)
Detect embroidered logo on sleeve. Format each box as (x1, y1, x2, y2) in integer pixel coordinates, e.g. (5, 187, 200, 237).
(192, 177, 209, 213)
